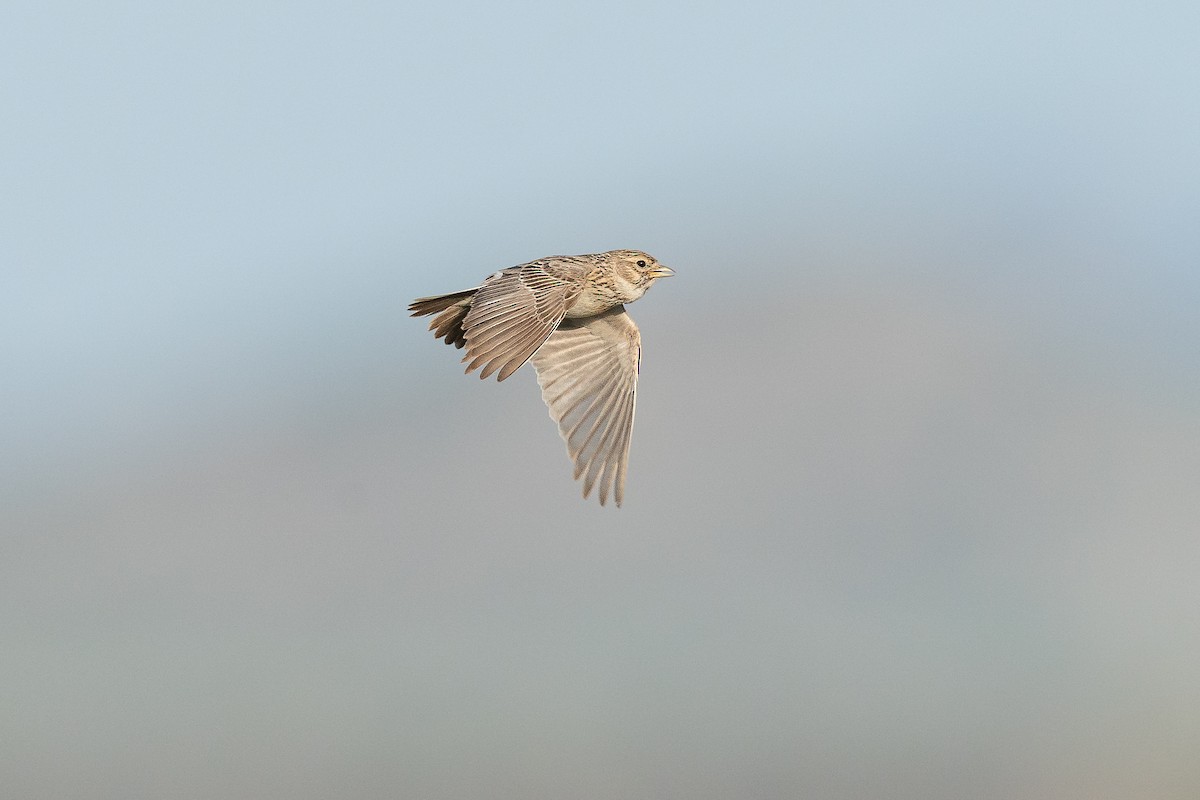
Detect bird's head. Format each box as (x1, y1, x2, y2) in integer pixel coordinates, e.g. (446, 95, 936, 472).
(608, 250, 675, 293)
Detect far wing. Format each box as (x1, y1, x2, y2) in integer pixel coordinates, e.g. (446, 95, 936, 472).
(531, 306, 641, 507)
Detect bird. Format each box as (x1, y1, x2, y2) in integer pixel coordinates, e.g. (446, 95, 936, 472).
(409, 249, 674, 507)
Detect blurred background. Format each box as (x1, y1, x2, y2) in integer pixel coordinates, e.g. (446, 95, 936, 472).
(3, 1, 1198, 798)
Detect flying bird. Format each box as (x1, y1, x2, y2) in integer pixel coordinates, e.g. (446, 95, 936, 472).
(409, 249, 674, 507)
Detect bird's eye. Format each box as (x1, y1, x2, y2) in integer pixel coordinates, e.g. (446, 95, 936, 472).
(637, 260, 646, 268)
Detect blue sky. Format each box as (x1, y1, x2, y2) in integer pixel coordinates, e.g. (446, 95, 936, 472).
(3, 2, 1199, 797)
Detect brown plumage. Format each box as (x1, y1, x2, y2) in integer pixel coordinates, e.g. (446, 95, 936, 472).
(409, 249, 674, 506)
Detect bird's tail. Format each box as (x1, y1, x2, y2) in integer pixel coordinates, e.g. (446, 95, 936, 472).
(408, 288, 478, 348)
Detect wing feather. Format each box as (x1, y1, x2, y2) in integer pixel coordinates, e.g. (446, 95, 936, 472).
(531, 306, 641, 507)
(460, 262, 584, 381)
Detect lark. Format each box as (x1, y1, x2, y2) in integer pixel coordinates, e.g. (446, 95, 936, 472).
(409, 250, 674, 507)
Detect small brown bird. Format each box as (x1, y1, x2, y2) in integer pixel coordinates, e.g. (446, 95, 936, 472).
(409, 249, 674, 507)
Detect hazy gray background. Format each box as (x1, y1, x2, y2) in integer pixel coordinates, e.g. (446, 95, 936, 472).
(4, 1, 1199, 798)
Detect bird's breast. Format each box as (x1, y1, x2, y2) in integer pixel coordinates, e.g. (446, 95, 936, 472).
(566, 277, 645, 318)
(565, 290, 615, 318)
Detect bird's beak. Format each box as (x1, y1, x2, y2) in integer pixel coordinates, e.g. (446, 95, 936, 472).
(648, 265, 675, 279)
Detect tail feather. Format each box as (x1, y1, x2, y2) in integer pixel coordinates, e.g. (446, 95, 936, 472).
(409, 288, 478, 349)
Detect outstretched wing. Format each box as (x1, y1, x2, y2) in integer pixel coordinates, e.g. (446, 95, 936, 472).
(531, 306, 641, 507)
(461, 262, 584, 381)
